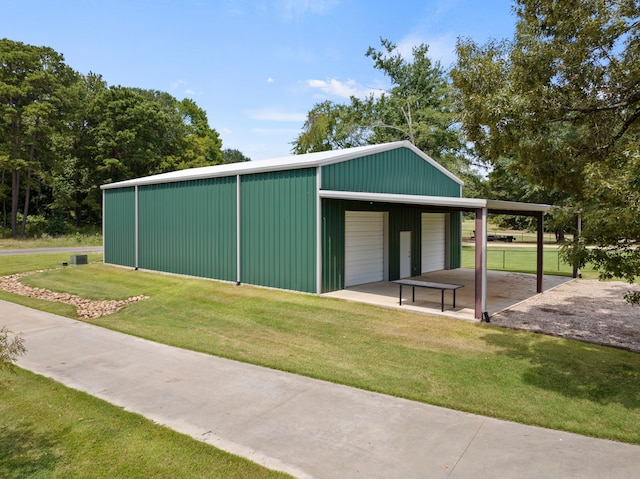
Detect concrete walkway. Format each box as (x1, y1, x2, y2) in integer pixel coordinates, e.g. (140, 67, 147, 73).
(3, 299, 640, 478)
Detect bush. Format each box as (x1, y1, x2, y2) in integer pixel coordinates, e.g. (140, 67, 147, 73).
(0, 326, 26, 368)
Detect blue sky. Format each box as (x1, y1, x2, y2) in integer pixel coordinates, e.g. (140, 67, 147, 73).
(3, 0, 517, 161)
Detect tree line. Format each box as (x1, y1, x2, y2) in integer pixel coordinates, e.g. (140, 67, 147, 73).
(0, 38, 248, 238)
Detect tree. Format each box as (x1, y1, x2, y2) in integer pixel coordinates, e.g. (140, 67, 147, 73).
(222, 148, 251, 163)
(292, 100, 371, 153)
(0, 326, 26, 369)
(292, 39, 474, 182)
(0, 39, 76, 237)
(175, 98, 223, 169)
(451, 0, 640, 290)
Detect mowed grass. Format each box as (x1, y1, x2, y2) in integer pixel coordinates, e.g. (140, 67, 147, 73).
(4, 254, 640, 445)
(0, 234, 102, 249)
(0, 368, 292, 479)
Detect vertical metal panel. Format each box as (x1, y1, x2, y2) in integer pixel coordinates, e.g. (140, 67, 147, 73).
(448, 211, 462, 268)
(321, 199, 345, 293)
(388, 205, 421, 280)
(138, 177, 237, 281)
(104, 187, 136, 267)
(322, 147, 460, 197)
(240, 168, 316, 293)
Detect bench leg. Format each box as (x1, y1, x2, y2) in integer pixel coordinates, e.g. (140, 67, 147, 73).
(398, 284, 402, 305)
(453, 289, 456, 308)
(412, 287, 415, 303)
(441, 289, 445, 312)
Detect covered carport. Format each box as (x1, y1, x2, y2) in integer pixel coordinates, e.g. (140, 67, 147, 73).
(319, 191, 553, 321)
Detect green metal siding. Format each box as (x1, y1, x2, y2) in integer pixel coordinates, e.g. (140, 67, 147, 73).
(388, 207, 422, 280)
(138, 178, 236, 281)
(241, 168, 316, 293)
(449, 211, 462, 268)
(104, 188, 136, 267)
(322, 147, 460, 197)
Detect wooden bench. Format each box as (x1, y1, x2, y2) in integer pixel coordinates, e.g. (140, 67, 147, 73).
(393, 279, 464, 312)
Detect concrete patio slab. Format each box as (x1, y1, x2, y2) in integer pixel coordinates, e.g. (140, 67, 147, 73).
(322, 269, 573, 321)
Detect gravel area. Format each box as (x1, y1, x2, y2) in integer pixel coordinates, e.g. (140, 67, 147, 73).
(0, 271, 148, 319)
(491, 279, 640, 353)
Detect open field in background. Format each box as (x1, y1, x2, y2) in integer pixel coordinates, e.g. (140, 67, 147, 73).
(0, 367, 291, 479)
(461, 218, 569, 244)
(0, 233, 102, 249)
(461, 246, 600, 279)
(1, 254, 639, 445)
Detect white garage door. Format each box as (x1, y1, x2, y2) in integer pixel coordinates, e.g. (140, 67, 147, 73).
(421, 213, 446, 272)
(345, 211, 384, 287)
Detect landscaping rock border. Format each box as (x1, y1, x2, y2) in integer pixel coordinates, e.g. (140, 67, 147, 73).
(0, 271, 148, 319)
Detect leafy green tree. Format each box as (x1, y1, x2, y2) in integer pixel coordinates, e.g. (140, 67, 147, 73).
(0, 39, 76, 237)
(176, 98, 223, 168)
(293, 100, 371, 153)
(451, 0, 640, 290)
(222, 148, 251, 164)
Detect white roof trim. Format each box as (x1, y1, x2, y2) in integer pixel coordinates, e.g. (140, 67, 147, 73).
(486, 199, 552, 212)
(100, 141, 463, 189)
(319, 190, 486, 208)
(319, 190, 553, 212)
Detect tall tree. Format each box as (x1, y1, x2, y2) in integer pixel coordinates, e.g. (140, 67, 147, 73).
(451, 0, 640, 287)
(292, 39, 473, 182)
(0, 39, 76, 237)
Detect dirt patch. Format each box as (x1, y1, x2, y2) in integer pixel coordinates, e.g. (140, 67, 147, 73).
(491, 279, 640, 353)
(0, 271, 148, 319)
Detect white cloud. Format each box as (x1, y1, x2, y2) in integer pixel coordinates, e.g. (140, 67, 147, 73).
(248, 108, 307, 122)
(184, 88, 195, 95)
(305, 78, 383, 100)
(267, 77, 275, 83)
(169, 79, 187, 90)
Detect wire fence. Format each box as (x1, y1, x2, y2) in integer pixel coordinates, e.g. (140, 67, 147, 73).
(462, 247, 595, 275)
(463, 229, 563, 244)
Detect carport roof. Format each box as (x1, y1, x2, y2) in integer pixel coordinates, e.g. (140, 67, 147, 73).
(319, 190, 553, 213)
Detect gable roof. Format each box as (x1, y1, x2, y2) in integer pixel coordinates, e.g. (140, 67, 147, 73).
(100, 141, 463, 189)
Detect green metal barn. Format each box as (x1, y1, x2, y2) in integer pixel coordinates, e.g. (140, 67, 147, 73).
(101, 141, 551, 320)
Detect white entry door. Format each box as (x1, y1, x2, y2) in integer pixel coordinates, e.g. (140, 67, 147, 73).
(421, 213, 446, 272)
(345, 211, 384, 287)
(400, 231, 412, 278)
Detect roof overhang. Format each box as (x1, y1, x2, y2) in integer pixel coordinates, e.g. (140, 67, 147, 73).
(319, 190, 553, 214)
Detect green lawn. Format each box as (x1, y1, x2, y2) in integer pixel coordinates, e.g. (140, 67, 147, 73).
(2, 254, 639, 446)
(0, 233, 102, 250)
(0, 367, 292, 479)
(461, 245, 601, 279)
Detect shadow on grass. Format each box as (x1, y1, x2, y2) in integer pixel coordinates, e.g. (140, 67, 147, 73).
(482, 330, 640, 410)
(0, 424, 60, 478)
